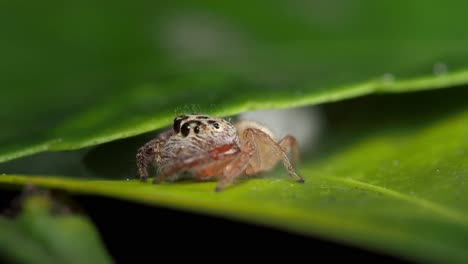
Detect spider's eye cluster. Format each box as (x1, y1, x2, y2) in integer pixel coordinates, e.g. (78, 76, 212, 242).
(180, 121, 202, 137)
(173, 115, 222, 137)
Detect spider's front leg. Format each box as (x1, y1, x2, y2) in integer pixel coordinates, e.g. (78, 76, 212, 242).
(136, 139, 158, 182)
(215, 142, 255, 192)
(136, 131, 172, 182)
(154, 144, 241, 187)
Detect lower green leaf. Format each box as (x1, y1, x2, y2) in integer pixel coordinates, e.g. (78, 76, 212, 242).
(0, 191, 113, 264)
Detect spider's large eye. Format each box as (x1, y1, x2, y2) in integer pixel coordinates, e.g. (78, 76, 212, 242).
(173, 118, 182, 133)
(181, 123, 191, 137)
(213, 122, 220, 129)
(174, 115, 189, 133)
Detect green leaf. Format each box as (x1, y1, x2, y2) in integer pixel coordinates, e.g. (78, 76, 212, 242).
(2, 1, 468, 162)
(0, 192, 112, 264)
(1, 88, 467, 263)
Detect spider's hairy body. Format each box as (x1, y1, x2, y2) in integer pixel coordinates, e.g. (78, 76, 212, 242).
(136, 114, 304, 191)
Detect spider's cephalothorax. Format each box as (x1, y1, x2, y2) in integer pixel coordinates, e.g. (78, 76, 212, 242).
(136, 114, 304, 191)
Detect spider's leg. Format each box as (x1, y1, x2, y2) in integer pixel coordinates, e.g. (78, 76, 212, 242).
(156, 144, 240, 186)
(278, 135, 300, 167)
(136, 138, 159, 182)
(215, 143, 255, 192)
(245, 128, 304, 183)
(191, 157, 237, 181)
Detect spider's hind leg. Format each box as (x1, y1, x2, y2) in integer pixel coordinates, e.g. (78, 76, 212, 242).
(245, 128, 304, 183)
(278, 135, 300, 167)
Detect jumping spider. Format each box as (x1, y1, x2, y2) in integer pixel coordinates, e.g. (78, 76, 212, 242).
(136, 114, 304, 192)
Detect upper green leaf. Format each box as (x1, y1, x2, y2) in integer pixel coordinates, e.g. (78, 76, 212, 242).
(1, 1, 468, 162)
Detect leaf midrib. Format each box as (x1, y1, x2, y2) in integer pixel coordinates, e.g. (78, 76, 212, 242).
(326, 176, 468, 227)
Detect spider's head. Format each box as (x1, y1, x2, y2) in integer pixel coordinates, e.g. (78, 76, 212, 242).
(173, 114, 239, 145)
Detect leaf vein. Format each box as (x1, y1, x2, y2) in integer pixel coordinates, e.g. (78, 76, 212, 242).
(326, 176, 468, 227)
